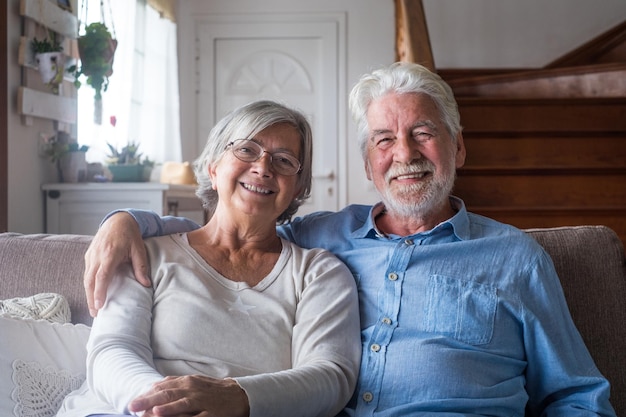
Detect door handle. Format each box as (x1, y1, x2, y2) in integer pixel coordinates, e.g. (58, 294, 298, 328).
(313, 170, 335, 181)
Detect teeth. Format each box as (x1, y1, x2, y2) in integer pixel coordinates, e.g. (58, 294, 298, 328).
(397, 172, 426, 180)
(242, 183, 272, 194)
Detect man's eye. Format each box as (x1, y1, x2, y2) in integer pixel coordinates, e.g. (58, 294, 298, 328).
(375, 137, 393, 147)
(414, 132, 433, 142)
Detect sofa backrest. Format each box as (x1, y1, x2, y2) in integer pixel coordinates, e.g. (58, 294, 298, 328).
(0, 233, 93, 325)
(0, 226, 625, 414)
(525, 225, 626, 416)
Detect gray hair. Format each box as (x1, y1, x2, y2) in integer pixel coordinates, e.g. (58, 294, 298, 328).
(193, 100, 313, 224)
(349, 62, 462, 158)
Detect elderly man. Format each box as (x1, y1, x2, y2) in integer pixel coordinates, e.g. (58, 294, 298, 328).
(84, 62, 615, 416)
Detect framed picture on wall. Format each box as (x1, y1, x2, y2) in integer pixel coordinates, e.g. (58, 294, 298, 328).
(57, 0, 72, 12)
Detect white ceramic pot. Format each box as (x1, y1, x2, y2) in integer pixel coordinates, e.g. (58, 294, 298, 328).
(35, 52, 65, 85)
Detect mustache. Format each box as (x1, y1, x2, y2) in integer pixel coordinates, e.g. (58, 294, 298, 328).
(385, 161, 435, 182)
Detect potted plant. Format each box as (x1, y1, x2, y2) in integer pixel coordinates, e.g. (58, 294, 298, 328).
(70, 22, 118, 124)
(31, 35, 65, 92)
(40, 132, 89, 183)
(106, 141, 154, 182)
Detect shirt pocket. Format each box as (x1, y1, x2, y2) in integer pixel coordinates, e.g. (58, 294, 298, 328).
(424, 274, 497, 345)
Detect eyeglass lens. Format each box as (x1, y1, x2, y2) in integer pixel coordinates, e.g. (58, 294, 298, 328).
(229, 139, 301, 175)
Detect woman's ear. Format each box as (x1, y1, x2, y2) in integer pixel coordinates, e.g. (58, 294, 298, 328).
(292, 185, 303, 201)
(208, 163, 218, 190)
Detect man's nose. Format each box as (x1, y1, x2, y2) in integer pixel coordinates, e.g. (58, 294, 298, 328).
(394, 136, 421, 163)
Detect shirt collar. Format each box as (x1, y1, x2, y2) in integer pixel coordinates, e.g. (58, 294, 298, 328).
(352, 196, 471, 241)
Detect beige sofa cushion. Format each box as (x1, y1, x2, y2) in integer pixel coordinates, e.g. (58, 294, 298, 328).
(0, 233, 92, 326)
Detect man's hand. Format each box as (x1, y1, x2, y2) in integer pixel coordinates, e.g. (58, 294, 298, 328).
(129, 375, 250, 417)
(83, 212, 151, 317)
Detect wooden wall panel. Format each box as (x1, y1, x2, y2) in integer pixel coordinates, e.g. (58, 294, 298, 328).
(455, 174, 626, 208)
(462, 134, 626, 171)
(458, 98, 626, 133)
(455, 97, 626, 245)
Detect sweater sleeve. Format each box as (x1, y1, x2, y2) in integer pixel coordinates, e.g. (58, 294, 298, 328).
(86, 263, 164, 413)
(101, 209, 200, 238)
(234, 248, 361, 417)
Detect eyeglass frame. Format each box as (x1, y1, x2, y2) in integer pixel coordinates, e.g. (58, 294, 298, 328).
(226, 138, 302, 176)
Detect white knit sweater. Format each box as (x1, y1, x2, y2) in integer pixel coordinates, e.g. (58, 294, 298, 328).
(57, 234, 361, 417)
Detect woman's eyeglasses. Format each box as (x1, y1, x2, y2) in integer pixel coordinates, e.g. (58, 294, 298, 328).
(227, 139, 302, 176)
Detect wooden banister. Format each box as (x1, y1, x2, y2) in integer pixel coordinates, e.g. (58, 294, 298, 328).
(395, 0, 434, 71)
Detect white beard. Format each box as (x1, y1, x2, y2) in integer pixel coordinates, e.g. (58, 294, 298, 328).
(377, 161, 456, 220)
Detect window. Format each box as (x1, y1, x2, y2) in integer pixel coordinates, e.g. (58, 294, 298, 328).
(77, 0, 181, 166)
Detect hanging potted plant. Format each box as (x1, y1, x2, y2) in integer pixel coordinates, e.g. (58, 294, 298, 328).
(70, 22, 118, 124)
(31, 35, 65, 93)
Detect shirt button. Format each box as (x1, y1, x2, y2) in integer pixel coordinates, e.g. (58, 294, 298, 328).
(388, 272, 398, 281)
(362, 392, 374, 402)
(405, 239, 414, 245)
(371, 343, 381, 352)
(382, 317, 392, 325)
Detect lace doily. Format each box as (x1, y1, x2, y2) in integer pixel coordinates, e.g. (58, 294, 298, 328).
(11, 359, 85, 417)
(0, 293, 71, 323)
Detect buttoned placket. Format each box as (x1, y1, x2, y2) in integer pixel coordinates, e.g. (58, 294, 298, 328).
(356, 236, 417, 415)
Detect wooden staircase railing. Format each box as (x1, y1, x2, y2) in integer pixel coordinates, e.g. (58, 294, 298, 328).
(447, 63, 626, 99)
(393, 4, 626, 244)
(441, 21, 626, 245)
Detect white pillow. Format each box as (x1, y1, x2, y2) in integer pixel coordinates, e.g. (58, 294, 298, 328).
(0, 315, 90, 417)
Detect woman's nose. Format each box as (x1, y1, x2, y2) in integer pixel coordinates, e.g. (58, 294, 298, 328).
(252, 152, 274, 176)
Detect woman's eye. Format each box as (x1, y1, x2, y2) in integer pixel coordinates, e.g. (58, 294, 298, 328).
(276, 156, 295, 167)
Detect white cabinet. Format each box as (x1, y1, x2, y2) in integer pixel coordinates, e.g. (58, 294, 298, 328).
(42, 183, 205, 235)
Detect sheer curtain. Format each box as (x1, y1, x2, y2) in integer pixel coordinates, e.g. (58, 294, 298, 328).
(78, 0, 181, 167)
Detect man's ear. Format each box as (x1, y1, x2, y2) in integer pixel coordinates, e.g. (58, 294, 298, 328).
(364, 159, 373, 181)
(455, 133, 466, 169)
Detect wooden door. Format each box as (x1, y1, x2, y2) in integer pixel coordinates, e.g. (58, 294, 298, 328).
(194, 14, 344, 215)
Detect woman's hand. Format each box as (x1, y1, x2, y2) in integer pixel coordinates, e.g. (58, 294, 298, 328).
(129, 375, 250, 417)
(83, 212, 151, 316)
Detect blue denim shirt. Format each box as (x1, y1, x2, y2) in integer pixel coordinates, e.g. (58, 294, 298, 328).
(127, 197, 615, 416)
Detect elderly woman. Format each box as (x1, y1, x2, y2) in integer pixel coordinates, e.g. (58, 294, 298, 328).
(57, 100, 361, 417)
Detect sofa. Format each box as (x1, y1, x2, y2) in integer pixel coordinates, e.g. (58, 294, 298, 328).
(1, 226, 625, 416)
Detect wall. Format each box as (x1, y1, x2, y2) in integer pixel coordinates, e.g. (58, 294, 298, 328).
(424, 0, 626, 68)
(5, 0, 626, 232)
(7, 0, 60, 233)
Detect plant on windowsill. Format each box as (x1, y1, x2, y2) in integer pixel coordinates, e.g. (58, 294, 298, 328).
(105, 141, 155, 182)
(39, 132, 89, 183)
(31, 35, 65, 93)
